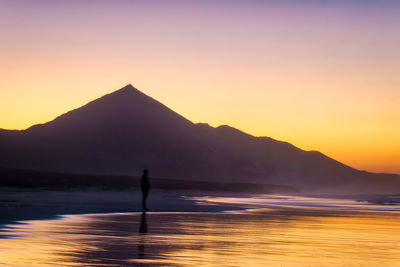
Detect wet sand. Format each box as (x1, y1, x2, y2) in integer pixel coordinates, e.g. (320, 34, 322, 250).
(0, 188, 244, 225)
(1, 209, 400, 266)
(1, 193, 400, 266)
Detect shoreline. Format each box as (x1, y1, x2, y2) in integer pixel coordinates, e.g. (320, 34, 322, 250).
(2, 201, 400, 266)
(0, 187, 247, 228)
(1, 187, 399, 231)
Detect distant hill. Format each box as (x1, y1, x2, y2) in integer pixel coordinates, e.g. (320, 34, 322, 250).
(0, 84, 399, 193)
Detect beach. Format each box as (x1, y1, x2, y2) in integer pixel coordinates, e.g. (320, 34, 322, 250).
(0, 189, 400, 266)
(0, 188, 246, 225)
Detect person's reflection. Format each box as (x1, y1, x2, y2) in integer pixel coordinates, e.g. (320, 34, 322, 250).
(139, 212, 147, 234)
(138, 212, 147, 261)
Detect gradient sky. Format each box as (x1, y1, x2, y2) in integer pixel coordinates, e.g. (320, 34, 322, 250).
(1, 0, 399, 174)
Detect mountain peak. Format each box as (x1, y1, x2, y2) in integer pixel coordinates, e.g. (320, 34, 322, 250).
(119, 83, 136, 91)
(101, 83, 152, 103)
(112, 83, 141, 95)
(25, 83, 194, 133)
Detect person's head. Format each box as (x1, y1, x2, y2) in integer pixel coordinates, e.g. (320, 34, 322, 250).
(143, 169, 149, 175)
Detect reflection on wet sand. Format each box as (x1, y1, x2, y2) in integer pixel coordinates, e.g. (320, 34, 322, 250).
(0, 208, 400, 266)
(138, 212, 147, 263)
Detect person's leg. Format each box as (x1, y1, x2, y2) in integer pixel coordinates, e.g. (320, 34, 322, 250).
(142, 190, 149, 210)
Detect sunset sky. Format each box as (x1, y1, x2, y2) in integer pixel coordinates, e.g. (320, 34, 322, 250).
(1, 0, 399, 174)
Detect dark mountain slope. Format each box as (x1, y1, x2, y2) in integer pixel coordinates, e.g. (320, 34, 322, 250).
(0, 84, 399, 193)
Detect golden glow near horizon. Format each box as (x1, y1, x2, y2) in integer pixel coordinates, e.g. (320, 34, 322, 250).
(1, 211, 400, 266)
(0, 1, 399, 174)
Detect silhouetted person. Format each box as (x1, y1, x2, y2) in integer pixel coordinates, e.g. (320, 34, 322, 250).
(141, 169, 151, 211)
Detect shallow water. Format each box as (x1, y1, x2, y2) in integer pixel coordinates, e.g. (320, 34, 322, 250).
(1, 196, 400, 266)
(190, 194, 400, 211)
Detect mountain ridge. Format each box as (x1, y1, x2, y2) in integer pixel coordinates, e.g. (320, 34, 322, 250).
(0, 84, 399, 193)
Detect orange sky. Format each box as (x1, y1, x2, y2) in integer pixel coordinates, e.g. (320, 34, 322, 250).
(0, 1, 399, 174)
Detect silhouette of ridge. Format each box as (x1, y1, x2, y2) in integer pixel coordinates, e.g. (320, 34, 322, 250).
(0, 84, 399, 194)
(25, 83, 193, 135)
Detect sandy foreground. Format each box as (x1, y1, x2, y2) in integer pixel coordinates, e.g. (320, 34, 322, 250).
(0, 189, 399, 266)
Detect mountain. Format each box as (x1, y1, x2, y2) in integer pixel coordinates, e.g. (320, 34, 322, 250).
(0, 84, 399, 193)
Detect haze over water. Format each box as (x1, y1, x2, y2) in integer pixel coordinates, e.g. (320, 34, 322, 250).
(1, 195, 399, 266)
